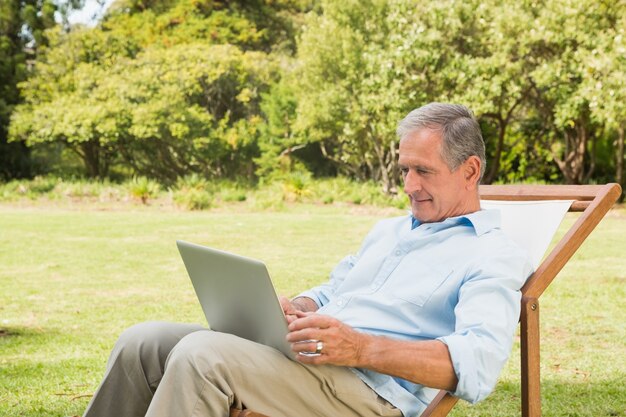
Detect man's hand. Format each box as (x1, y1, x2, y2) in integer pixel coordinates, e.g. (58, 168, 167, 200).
(279, 296, 301, 324)
(286, 313, 370, 367)
(279, 296, 318, 324)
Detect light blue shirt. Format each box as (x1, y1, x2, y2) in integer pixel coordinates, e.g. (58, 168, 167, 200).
(298, 209, 533, 417)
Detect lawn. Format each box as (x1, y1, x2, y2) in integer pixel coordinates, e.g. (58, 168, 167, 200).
(0, 202, 624, 417)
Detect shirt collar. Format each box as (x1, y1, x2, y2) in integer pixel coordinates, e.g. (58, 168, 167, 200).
(410, 209, 501, 236)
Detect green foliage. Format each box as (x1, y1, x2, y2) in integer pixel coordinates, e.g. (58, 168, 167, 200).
(171, 174, 212, 209)
(127, 176, 161, 204)
(104, 0, 310, 52)
(10, 40, 276, 180)
(6, 0, 309, 181)
(0, 177, 145, 204)
(0, 176, 57, 200)
(294, 0, 417, 192)
(173, 187, 212, 210)
(3, 0, 625, 193)
(290, 0, 626, 189)
(0, 0, 82, 180)
(279, 170, 313, 202)
(255, 78, 301, 177)
(0, 175, 408, 212)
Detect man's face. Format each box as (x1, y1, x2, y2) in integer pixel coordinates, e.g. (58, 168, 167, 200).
(398, 128, 478, 223)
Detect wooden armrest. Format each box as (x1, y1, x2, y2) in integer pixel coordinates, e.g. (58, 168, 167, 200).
(421, 391, 459, 417)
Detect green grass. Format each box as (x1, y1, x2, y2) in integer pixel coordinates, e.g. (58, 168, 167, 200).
(0, 203, 624, 417)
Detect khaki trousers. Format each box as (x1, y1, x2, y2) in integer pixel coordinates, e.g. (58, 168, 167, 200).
(83, 321, 402, 417)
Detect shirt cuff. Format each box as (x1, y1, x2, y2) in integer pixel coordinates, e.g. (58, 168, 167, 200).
(295, 290, 324, 308)
(437, 332, 504, 404)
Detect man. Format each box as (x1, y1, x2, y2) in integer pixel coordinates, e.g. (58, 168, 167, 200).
(83, 103, 532, 417)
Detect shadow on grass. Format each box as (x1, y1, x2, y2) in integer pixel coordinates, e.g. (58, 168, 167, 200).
(0, 325, 58, 353)
(0, 326, 44, 338)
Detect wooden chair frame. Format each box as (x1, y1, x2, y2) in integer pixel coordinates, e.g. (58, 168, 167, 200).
(422, 183, 622, 417)
(233, 184, 622, 417)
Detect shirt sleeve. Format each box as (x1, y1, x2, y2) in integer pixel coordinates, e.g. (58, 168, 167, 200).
(437, 242, 533, 404)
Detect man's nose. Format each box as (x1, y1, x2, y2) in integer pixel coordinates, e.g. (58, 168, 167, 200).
(403, 170, 422, 195)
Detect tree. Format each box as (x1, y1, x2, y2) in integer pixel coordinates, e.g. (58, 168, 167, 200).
(10, 38, 277, 181)
(521, 0, 623, 184)
(8, 0, 310, 180)
(9, 26, 140, 177)
(292, 0, 625, 189)
(442, 0, 536, 183)
(580, 4, 626, 195)
(101, 0, 311, 53)
(0, 0, 81, 180)
(293, 0, 461, 192)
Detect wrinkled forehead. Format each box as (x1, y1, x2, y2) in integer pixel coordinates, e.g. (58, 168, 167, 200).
(398, 128, 455, 172)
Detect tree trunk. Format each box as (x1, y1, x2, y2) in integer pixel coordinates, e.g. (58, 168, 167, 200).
(481, 94, 524, 184)
(484, 117, 505, 185)
(552, 120, 588, 185)
(583, 130, 596, 184)
(387, 139, 398, 194)
(617, 124, 625, 202)
(372, 136, 391, 193)
(77, 141, 101, 178)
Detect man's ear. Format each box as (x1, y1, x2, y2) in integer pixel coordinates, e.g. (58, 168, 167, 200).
(463, 156, 482, 189)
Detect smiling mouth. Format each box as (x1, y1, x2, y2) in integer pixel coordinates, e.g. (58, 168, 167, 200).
(409, 195, 432, 204)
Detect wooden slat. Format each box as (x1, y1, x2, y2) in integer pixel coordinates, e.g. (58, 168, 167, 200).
(479, 184, 610, 201)
(569, 201, 589, 212)
(421, 391, 459, 417)
(520, 297, 542, 417)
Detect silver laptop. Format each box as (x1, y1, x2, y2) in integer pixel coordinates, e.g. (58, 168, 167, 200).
(176, 240, 295, 359)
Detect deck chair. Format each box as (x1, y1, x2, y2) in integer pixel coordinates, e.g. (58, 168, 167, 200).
(230, 183, 622, 417)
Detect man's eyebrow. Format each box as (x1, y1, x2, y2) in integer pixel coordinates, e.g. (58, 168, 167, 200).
(399, 163, 437, 172)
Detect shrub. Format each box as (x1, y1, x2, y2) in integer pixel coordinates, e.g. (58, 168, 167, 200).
(127, 177, 161, 204)
(173, 188, 211, 210)
(219, 187, 248, 203)
(0, 175, 408, 211)
(280, 171, 312, 202)
(171, 175, 214, 210)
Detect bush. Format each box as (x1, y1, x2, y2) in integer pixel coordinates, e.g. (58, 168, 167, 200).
(0, 175, 408, 211)
(55, 180, 116, 200)
(0, 177, 59, 200)
(127, 177, 161, 204)
(171, 174, 214, 210)
(280, 171, 312, 202)
(173, 188, 211, 210)
(219, 187, 248, 203)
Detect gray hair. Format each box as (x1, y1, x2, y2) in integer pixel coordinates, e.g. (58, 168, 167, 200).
(396, 103, 486, 181)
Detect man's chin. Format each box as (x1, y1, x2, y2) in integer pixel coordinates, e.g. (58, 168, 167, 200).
(411, 210, 434, 224)
(411, 202, 435, 223)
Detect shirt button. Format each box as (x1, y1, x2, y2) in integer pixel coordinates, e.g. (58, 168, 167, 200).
(395, 250, 402, 256)
(337, 299, 344, 306)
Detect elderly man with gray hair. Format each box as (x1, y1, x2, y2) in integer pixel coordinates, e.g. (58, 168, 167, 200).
(83, 103, 532, 417)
